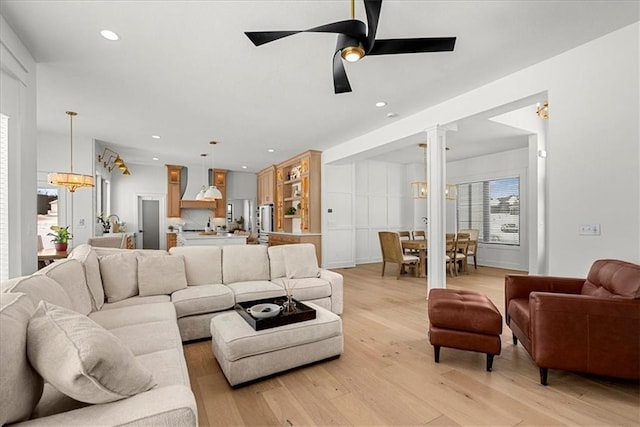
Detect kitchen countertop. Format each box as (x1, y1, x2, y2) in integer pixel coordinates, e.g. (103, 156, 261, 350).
(263, 231, 322, 236)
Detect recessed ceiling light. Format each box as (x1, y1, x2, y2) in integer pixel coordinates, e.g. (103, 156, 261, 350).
(151, 135, 160, 139)
(386, 112, 398, 118)
(152, 157, 159, 161)
(100, 30, 119, 41)
(241, 165, 248, 169)
(375, 101, 387, 107)
(267, 149, 275, 153)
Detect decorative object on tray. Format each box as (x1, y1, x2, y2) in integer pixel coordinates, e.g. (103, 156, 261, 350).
(234, 297, 316, 330)
(282, 278, 298, 313)
(246, 303, 282, 319)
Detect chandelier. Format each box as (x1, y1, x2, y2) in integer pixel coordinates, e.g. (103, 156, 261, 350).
(410, 143, 457, 200)
(97, 147, 130, 175)
(48, 111, 95, 192)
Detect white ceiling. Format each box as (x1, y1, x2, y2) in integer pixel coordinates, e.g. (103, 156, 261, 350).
(2, 1, 638, 171)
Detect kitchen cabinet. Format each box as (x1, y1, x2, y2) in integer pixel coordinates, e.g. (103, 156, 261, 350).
(257, 165, 276, 205)
(166, 165, 182, 217)
(166, 232, 177, 250)
(275, 150, 321, 233)
(211, 169, 227, 218)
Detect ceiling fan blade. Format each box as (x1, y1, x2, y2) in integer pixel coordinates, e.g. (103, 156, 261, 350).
(367, 37, 456, 55)
(333, 49, 352, 94)
(363, 0, 383, 52)
(245, 31, 301, 46)
(245, 20, 366, 47)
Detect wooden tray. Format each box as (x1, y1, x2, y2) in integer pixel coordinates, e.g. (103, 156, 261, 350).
(235, 297, 316, 331)
(198, 231, 217, 235)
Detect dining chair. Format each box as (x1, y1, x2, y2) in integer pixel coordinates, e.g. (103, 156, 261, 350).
(454, 236, 470, 274)
(445, 237, 457, 277)
(378, 231, 420, 279)
(458, 229, 479, 269)
(412, 230, 426, 240)
(398, 230, 411, 253)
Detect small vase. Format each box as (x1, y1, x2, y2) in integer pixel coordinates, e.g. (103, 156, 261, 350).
(284, 294, 296, 313)
(54, 242, 68, 252)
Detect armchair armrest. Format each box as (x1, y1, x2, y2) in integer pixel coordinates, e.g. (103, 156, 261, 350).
(529, 292, 640, 380)
(505, 274, 584, 318)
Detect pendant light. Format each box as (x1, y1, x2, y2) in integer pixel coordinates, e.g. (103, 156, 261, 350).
(203, 141, 222, 200)
(48, 111, 95, 192)
(410, 143, 457, 200)
(195, 153, 207, 200)
(411, 143, 428, 199)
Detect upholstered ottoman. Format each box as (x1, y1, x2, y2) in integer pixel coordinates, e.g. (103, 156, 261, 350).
(210, 303, 343, 386)
(427, 289, 503, 371)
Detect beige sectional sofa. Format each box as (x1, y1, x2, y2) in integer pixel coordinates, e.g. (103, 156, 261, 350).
(0, 243, 343, 426)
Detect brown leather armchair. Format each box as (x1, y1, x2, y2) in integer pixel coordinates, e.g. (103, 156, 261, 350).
(505, 259, 640, 385)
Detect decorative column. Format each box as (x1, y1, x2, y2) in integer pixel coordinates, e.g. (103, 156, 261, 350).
(426, 126, 448, 290)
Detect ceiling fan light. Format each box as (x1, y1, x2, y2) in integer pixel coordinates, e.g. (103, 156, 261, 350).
(341, 44, 365, 62)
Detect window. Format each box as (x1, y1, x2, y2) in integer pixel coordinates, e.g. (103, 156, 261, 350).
(457, 177, 520, 245)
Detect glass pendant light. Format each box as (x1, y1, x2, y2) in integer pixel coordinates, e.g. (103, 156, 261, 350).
(203, 141, 222, 200)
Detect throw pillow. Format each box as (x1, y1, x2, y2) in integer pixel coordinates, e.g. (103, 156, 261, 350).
(283, 244, 320, 279)
(27, 301, 156, 404)
(137, 254, 188, 296)
(99, 252, 138, 303)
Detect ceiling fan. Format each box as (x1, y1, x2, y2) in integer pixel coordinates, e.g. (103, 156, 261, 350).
(245, 0, 456, 94)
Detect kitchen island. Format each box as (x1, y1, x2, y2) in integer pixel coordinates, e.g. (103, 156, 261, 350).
(177, 232, 247, 247)
(266, 231, 321, 265)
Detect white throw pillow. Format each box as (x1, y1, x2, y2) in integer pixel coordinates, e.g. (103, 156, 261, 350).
(137, 254, 188, 296)
(99, 252, 138, 303)
(27, 301, 156, 404)
(283, 244, 320, 279)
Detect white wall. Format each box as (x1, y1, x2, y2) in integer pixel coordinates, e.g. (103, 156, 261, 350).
(324, 23, 640, 277)
(1, 15, 38, 277)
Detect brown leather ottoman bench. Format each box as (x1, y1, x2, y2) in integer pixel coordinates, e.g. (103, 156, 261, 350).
(427, 289, 503, 371)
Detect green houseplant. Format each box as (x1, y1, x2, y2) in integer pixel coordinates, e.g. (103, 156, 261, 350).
(48, 225, 72, 252)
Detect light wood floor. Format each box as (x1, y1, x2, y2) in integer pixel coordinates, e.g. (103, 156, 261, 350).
(184, 263, 640, 426)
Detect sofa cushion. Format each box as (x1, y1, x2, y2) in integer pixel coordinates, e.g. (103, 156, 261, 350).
(508, 298, 530, 335)
(171, 284, 235, 318)
(222, 245, 270, 284)
(69, 244, 105, 310)
(101, 295, 171, 310)
(283, 243, 320, 279)
(2, 274, 72, 310)
(226, 280, 286, 303)
(99, 252, 139, 303)
(582, 259, 640, 299)
(0, 293, 44, 425)
(39, 258, 93, 315)
(27, 301, 156, 404)
(267, 244, 287, 279)
(90, 302, 178, 331)
(169, 246, 223, 285)
(137, 255, 188, 296)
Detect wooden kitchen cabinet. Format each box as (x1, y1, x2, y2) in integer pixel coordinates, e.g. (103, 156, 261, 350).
(275, 150, 321, 233)
(211, 169, 227, 218)
(166, 232, 177, 250)
(257, 165, 276, 205)
(166, 165, 182, 217)
(268, 232, 322, 265)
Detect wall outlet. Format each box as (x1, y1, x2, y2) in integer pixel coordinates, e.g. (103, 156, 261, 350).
(77, 218, 86, 228)
(579, 224, 601, 235)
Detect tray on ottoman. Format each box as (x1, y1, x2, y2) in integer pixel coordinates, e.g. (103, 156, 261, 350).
(234, 297, 316, 330)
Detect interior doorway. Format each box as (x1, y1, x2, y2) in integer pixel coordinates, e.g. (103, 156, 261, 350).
(136, 194, 165, 250)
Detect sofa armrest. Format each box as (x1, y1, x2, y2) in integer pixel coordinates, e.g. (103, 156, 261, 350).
(529, 292, 640, 379)
(320, 269, 343, 315)
(505, 274, 584, 319)
(15, 385, 197, 427)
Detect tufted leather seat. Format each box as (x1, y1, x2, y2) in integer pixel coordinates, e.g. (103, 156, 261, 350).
(505, 259, 640, 385)
(427, 289, 503, 371)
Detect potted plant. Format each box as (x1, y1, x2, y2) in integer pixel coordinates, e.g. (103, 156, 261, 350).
(285, 207, 297, 216)
(48, 225, 72, 252)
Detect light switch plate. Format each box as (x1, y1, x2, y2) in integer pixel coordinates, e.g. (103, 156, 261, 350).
(579, 224, 601, 235)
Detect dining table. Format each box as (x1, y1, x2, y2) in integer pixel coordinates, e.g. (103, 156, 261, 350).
(37, 248, 67, 270)
(401, 239, 427, 278)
